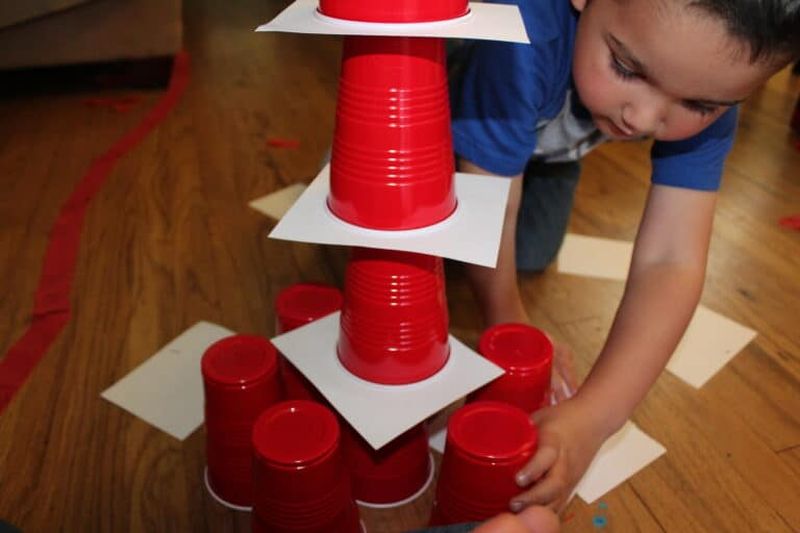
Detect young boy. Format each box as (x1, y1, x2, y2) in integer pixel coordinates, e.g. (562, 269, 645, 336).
(450, 0, 799, 515)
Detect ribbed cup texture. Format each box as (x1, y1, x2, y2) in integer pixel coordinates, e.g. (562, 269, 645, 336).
(338, 248, 449, 384)
(201, 335, 281, 507)
(318, 0, 468, 23)
(329, 36, 456, 230)
(343, 423, 431, 504)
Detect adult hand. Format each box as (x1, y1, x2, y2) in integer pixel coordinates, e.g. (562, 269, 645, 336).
(473, 505, 560, 533)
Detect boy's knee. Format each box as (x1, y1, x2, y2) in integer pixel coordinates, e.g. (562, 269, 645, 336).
(516, 236, 564, 272)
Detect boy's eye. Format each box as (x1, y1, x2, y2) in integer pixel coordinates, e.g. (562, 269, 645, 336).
(610, 53, 639, 81)
(682, 101, 717, 116)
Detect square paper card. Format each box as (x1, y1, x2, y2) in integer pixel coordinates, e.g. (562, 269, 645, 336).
(666, 304, 758, 388)
(268, 165, 511, 268)
(271, 312, 504, 449)
(556, 233, 634, 281)
(256, 0, 529, 44)
(250, 183, 308, 221)
(576, 422, 666, 503)
(101, 321, 233, 440)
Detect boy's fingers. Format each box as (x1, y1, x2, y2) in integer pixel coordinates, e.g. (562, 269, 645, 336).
(516, 445, 558, 486)
(551, 372, 573, 403)
(511, 473, 567, 510)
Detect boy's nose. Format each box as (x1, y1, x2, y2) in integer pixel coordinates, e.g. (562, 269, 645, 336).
(622, 100, 666, 137)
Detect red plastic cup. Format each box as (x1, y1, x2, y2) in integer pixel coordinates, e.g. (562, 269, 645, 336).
(318, 0, 468, 22)
(202, 335, 282, 508)
(328, 36, 457, 230)
(275, 283, 344, 401)
(430, 401, 538, 525)
(275, 283, 344, 333)
(342, 423, 433, 505)
(252, 401, 361, 533)
(337, 247, 450, 384)
(468, 323, 554, 412)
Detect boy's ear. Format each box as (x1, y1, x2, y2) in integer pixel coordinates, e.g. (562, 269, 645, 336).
(571, 0, 589, 12)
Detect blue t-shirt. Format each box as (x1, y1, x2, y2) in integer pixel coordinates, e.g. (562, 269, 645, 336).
(451, 0, 737, 191)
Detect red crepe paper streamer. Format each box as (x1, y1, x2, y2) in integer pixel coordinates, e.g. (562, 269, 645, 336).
(266, 137, 301, 149)
(0, 51, 191, 414)
(779, 214, 800, 231)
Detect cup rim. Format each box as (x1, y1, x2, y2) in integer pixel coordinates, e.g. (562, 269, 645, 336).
(252, 400, 341, 468)
(478, 323, 554, 375)
(447, 401, 537, 462)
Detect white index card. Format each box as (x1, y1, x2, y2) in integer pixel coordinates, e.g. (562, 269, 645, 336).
(666, 305, 758, 388)
(256, 0, 530, 44)
(268, 165, 511, 268)
(249, 183, 308, 221)
(556, 233, 634, 281)
(101, 321, 234, 440)
(271, 312, 504, 449)
(576, 422, 666, 503)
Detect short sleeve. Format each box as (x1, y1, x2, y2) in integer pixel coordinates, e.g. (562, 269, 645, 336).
(650, 106, 738, 191)
(451, 39, 548, 176)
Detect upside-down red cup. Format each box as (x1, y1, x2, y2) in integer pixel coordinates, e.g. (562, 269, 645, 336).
(275, 283, 344, 402)
(202, 335, 281, 508)
(337, 248, 450, 384)
(328, 36, 457, 230)
(342, 423, 433, 506)
(252, 401, 361, 533)
(468, 323, 554, 412)
(318, 0, 468, 22)
(430, 401, 538, 525)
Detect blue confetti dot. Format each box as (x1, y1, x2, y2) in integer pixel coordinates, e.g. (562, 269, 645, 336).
(593, 515, 608, 528)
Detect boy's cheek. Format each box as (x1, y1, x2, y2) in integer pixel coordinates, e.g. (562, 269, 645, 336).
(573, 62, 619, 118)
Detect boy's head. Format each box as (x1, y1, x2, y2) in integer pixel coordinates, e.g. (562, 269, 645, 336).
(570, 0, 800, 140)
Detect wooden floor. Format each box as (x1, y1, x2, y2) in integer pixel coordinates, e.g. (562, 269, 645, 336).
(1, 1, 798, 531)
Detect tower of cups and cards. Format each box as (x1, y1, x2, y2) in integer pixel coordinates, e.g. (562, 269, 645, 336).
(202, 1, 547, 531)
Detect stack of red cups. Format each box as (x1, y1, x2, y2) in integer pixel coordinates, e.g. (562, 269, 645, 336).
(329, 34, 456, 230)
(430, 401, 538, 525)
(201, 335, 282, 509)
(337, 247, 450, 385)
(251, 400, 361, 532)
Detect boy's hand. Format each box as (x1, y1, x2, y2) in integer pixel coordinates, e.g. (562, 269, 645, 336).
(510, 397, 609, 512)
(547, 336, 578, 403)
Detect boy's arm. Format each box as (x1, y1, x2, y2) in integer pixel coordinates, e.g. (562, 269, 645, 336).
(512, 183, 717, 510)
(458, 158, 528, 325)
(578, 183, 715, 429)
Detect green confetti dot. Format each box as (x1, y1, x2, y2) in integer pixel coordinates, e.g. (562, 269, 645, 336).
(598, 501, 608, 510)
